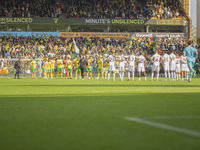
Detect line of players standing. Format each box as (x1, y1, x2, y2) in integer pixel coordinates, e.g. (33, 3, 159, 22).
(29, 50, 192, 81)
(105, 50, 191, 81)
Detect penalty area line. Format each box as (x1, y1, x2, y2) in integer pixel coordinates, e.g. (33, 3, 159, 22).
(125, 117, 200, 138)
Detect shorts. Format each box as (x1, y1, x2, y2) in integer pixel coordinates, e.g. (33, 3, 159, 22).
(86, 68, 91, 72)
(181, 64, 187, 71)
(187, 61, 195, 68)
(76, 68, 81, 72)
(51, 68, 55, 72)
(152, 63, 160, 72)
(170, 62, 175, 71)
(46, 69, 50, 73)
(128, 65, 135, 72)
(104, 69, 108, 72)
(138, 64, 145, 72)
(98, 68, 103, 72)
(175, 65, 181, 72)
(57, 68, 63, 72)
(32, 68, 36, 73)
(119, 65, 125, 72)
(164, 63, 169, 71)
(67, 69, 72, 72)
(108, 64, 115, 72)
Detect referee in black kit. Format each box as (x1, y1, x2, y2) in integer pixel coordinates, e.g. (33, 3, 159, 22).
(14, 58, 21, 79)
(79, 55, 88, 80)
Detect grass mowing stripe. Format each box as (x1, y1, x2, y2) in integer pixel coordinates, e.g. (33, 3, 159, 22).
(125, 117, 200, 138)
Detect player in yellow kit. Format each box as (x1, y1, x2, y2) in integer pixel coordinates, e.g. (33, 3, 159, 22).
(50, 57, 55, 79)
(45, 58, 51, 79)
(57, 56, 63, 79)
(96, 56, 104, 79)
(42, 59, 47, 79)
(86, 57, 92, 79)
(30, 57, 37, 79)
(104, 60, 109, 79)
(74, 56, 81, 79)
(66, 56, 73, 79)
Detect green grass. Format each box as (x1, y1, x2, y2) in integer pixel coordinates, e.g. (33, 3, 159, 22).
(0, 77, 200, 150)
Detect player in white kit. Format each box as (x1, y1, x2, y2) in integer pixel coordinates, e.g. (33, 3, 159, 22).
(170, 51, 176, 81)
(127, 51, 136, 81)
(181, 53, 188, 81)
(107, 52, 116, 81)
(151, 50, 162, 81)
(117, 51, 125, 81)
(175, 53, 181, 81)
(136, 52, 147, 81)
(163, 51, 170, 81)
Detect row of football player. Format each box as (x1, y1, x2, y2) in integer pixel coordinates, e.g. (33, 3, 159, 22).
(104, 50, 191, 81)
(29, 50, 192, 81)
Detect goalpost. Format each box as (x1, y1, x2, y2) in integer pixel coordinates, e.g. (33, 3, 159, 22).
(0, 59, 43, 77)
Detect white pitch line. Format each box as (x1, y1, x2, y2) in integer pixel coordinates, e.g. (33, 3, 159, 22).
(125, 117, 200, 138)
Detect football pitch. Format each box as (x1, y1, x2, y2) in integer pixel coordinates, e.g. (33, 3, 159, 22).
(0, 77, 200, 150)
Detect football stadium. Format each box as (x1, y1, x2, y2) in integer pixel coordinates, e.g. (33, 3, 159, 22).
(0, 0, 200, 150)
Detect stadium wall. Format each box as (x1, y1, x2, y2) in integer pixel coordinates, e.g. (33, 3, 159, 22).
(0, 32, 188, 38)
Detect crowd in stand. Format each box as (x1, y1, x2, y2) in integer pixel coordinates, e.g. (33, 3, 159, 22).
(142, 0, 183, 19)
(0, 0, 183, 19)
(0, 0, 63, 18)
(0, 35, 198, 59)
(0, 35, 199, 74)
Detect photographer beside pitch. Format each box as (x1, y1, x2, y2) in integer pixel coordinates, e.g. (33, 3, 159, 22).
(14, 58, 21, 79)
(183, 41, 198, 82)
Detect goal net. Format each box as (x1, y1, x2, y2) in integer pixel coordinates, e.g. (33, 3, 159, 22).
(0, 59, 42, 77)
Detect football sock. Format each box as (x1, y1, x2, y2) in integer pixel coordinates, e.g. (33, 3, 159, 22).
(173, 72, 176, 79)
(32, 74, 33, 78)
(57, 72, 59, 77)
(90, 72, 92, 78)
(171, 72, 173, 79)
(61, 72, 63, 78)
(119, 73, 121, 80)
(108, 73, 110, 80)
(179, 74, 180, 80)
(98, 72, 100, 78)
(101, 72, 103, 78)
(113, 73, 115, 81)
(122, 73, 124, 81)
(165, 72, 167, 79)
(75, 72, 77, 78)
(128, 72, 130, 79)
(87, 72, 88, 78)
(157, 73, 159, 80)
(132, 72, 134, 80)
(190, 68, 193, 79)
(168, 72, 170, 79)
(151, 73, 153, 80)
(144, 76, 146, 80)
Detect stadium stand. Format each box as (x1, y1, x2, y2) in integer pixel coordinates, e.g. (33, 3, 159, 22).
(0, 0, 184, 19)
(0, 35, 190, 59)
